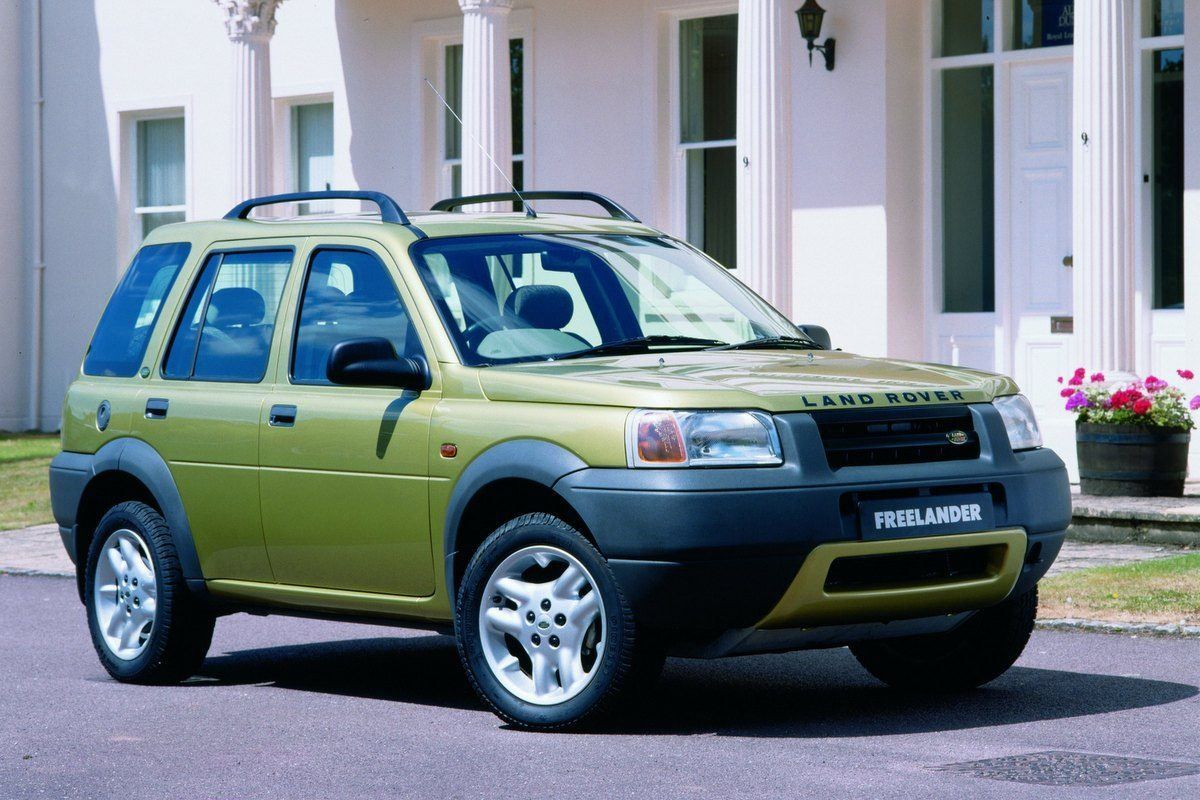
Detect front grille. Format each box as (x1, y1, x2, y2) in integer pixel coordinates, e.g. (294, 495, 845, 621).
(814, 405, 980, 469)
(824, 545, 997, 592)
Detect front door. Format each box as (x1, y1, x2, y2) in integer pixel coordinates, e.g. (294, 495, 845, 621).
(259, 241, 438, 597)
(1008, 60, 1075, 465)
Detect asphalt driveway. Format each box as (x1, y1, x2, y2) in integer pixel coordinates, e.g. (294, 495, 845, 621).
(4, 573, 1199, 799)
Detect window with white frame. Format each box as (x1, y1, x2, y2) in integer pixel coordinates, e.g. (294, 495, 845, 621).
(290, 101, 334, 214)
(134, 116, 186, 238)
(441, 39, 525, 199)
(678, 13, 737, 270)
(1142, 0, 1184, 308)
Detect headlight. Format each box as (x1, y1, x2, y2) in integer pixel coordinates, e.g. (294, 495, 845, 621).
(626, 409, 782, 467)
(994, 394, 1042, 451)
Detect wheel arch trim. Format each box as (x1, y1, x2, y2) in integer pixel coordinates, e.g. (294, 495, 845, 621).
(442, 439, 588, 600)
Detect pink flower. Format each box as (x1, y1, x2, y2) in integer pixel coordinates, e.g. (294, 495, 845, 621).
(1191, 395, 1200, 411)
(1133, 398, 1152, 416)
(1074, 367, 1086, 378)
(1090, 372, 1105, 383)
(1178, 369, 1194, 380)
(1057, 376, 1064, 384)
(1068, 375, 1083, 386)
(1060, 387, 1075, 398)
(1145, 375, 1168, 393)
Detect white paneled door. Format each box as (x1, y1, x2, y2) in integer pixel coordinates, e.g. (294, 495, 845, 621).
(1008, 59, 1076, 474)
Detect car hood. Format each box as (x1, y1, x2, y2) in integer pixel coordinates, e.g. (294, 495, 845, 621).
(476, 350, 1018, 412)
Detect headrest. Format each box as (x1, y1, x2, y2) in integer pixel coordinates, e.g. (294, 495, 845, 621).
(209, 287, 265, 328)
(504, 285, 573, 330)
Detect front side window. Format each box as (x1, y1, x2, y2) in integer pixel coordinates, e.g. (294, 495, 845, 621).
(291, 249, 423, 384)
(163, 249, 294, 382)
(136, 117, 186, 237)
(84, 243, 191, 377)
(410, 234, 799, 366)
(680, 14, 737, 270)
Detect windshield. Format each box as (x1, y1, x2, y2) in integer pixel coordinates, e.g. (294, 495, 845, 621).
(409, 233, 803, 366)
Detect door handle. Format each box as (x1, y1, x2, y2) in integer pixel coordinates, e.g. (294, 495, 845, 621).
(144, 398, 169, 420)
(1062, 255, 1073, 267)
(268, 404, 297, 428)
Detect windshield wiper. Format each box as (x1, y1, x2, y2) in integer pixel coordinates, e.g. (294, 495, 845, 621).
(555, 335, 728, 360)
(707, 335, 822, 351)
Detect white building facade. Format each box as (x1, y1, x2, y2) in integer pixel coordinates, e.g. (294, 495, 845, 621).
(0, 0, 1196, 475)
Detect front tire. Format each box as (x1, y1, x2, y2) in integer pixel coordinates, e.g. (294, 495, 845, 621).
(850, 586, 1038, 691)
(455, 513, 648, 731)
(85, 501, 214, 684)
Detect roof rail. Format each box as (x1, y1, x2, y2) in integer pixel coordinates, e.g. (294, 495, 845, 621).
(431, 190, 641, 223)
(224, 190, 421, 230)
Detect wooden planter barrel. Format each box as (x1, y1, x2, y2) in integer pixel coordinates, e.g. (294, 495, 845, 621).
(1076, 422, 1190, 497)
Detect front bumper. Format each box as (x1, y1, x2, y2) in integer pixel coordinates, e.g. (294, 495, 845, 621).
(555, 404, 1071, 645)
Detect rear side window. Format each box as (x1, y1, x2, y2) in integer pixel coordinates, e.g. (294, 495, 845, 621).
(84, 242, 191, 377)
(163, 249, 294, 383)
(291, 248, 423, 384)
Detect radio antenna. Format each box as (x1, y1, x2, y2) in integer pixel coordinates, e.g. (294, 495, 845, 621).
(424, 77, 536, 218)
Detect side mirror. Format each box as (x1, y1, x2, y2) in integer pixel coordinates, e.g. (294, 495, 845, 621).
(327, 337, 430, 390)
(797, 324, 832, 350)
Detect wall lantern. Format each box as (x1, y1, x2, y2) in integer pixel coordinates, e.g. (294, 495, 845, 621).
(796, 0, 836, 71)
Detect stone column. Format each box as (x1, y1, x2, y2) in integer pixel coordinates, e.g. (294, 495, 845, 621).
(1072, 0, 1137, 372)
(736, 0, 792, 317)
(214, 1, 284, 203)
(458, 0, 513, 210)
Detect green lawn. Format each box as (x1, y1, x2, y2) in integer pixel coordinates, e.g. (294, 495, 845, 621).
(0, 433, 60, 530)
(1040, 554, 1200, 625)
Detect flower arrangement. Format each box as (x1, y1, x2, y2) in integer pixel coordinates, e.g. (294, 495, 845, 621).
(1058, 368, 1198, 430)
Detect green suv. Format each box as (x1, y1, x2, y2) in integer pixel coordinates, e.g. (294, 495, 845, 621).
(50, 189, 1070, 730)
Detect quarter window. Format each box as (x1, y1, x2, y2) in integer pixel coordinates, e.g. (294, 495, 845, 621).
(163, 249, 294, 382)
(83, 243, 191, 377)
(291, 249, 423, 384)
(679, 14, 737, 270)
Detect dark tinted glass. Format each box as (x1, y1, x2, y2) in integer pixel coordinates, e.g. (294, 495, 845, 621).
(1153, 49, 1184, 309)
(292, 249, 422, 384)
(84, 242, 190, 377)
(942, 66, 995, 313)
(1011, 0, 1074, 49)
(163, 249, 293, 382)
(941, 0, 993, 56)
(680, 15, 737, 143)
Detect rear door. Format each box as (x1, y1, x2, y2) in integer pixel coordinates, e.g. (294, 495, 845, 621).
(134, 241, 298, 582)
(259, 239, 438, 596)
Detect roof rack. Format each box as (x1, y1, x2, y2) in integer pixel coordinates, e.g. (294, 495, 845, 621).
(224, 190, 422, 232)
(431, 190, 641, 223)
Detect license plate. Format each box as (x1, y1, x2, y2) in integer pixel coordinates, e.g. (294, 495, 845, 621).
(859, 493, 995, 540)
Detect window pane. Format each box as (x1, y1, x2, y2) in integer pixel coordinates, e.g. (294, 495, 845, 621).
(141, 210, 186, 238)
(137, 117, 184, 208)
(1153, 49, 1184, 309)
(942, 67, 995, 313)
(84, 242, 190, 377)
(511, 38, 524, 156)
(941, 0, 994, 56)
(1011, 0, 1074, 49)
(166, 250, 293, 382)
(444, 44, 463, 161)
(680, 14, 737, 144)
(294, 102, 333, 194)
(1153, 0, 1184, 36)
(686, 147, 737, 270)
(292, 249, 421, 383)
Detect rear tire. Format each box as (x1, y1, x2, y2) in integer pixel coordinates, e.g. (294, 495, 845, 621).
(455, 513, 656, 731)
(84, 501, 214, 684)
(849, 586, 1038, 691)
